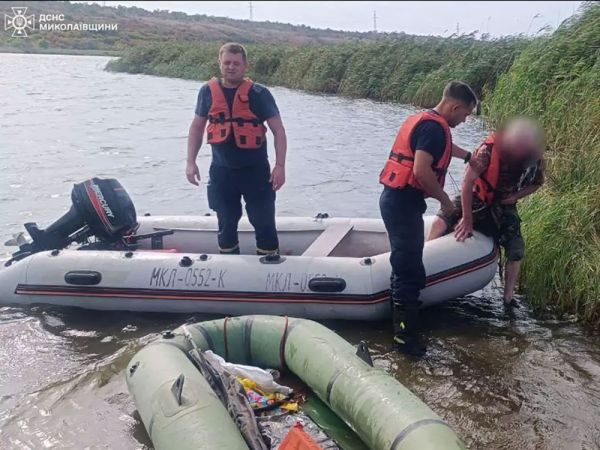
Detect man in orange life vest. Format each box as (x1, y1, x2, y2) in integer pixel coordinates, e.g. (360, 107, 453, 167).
(186, 43, 287, 255)
(428, 117, 545, 307)
(379, 81, 478, 357)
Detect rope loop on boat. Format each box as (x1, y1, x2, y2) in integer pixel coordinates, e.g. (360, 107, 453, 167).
(279, 315, 289, 370)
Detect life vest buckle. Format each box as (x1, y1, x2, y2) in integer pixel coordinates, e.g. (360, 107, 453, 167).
(209, 112, 227, 125)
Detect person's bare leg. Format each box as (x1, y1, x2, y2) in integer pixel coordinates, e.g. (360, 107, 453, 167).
(426, 216, 448, 241)
(503, 259, 522, 304)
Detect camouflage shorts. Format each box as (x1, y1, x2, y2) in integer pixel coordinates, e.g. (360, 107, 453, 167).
(437, 196, 525, 261)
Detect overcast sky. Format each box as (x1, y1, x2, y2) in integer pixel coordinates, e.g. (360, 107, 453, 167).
(96, 1, 582, 37)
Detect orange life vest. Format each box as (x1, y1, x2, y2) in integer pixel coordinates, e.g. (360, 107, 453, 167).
(472, 133, 500, 206)
(379, 111, 453, 195)
(279, 423, 322, 450)
(206, 77, 267, 150)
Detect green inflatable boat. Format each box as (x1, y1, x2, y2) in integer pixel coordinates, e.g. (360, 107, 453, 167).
(126, 316, 465, 450)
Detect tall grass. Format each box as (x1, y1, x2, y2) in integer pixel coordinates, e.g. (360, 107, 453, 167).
(106, 36, 526, 108)
(486, 2, 600, 324)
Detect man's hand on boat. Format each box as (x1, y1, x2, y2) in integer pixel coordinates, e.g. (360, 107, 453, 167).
(270, 164, 286, 191)
(454, 216, 474, 242)
(186, 161, 201, 186)
(440, 195, 457, 218)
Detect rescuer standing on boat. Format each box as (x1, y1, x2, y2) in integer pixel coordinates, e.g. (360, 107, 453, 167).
(379, 81, 478, 357)
(186, 43, 287, 255)
(427, 117, 545, 308)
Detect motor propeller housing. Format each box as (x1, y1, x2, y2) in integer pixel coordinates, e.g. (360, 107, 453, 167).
(14, 177, 138, 256)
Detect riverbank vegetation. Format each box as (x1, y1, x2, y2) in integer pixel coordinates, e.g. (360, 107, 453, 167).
(106, 36, 526, 108)
(486, 2, 600, 324)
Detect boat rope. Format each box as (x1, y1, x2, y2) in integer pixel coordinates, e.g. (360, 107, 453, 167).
(279, 315, 289, 370)
(223, 316, 230, 362)
(243, 316, 254, 364)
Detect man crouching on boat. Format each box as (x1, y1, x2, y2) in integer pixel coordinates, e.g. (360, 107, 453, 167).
(379, 81, 478, 357)
(428, 117, 545, 307)
(186, 43, 287, 255)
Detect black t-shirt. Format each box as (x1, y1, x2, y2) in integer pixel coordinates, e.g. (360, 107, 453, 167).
(409, 113, 447, 165)
(196, 81, 280, 169)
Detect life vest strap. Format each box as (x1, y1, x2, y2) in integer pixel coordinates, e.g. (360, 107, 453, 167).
(389, 151, 414, 162)
(208, 115, 262, 126)
(390, 151, 446, 176)
(479, 175, 495, 192)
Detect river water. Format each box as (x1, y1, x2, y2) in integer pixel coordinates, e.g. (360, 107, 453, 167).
(0, 53, 599, 449)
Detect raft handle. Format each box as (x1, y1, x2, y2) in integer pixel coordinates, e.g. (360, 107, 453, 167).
(308, 277, 346, 293)
(64, 270, 102, 286)
(171, 374, 185, 406)
(356, 340, 374, 367)
(129, 361, 139, 376)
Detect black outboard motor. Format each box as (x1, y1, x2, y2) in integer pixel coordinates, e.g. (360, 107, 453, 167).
(16, 178, 137, 256)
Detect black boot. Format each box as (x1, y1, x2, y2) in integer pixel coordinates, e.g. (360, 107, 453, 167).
(392, 299, 426, 358)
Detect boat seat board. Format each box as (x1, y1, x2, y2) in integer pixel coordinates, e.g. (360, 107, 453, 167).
(302, 224, 354, 257)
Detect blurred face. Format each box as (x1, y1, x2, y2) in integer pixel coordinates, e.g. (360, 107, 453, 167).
(447, 101, 474, 128)
(500, 121, 544, 160)
(219, 51, 248, 84)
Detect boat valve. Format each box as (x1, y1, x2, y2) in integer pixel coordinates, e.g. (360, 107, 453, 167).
(163, 330, 175, 339)
(179, 256, 193, 267)
(199, 254, 208, 261)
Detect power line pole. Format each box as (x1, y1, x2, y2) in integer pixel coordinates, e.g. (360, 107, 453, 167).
(249, 1, 253, 21)
(373, 9, 377, 33)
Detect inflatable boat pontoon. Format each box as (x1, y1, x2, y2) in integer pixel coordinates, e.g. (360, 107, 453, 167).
(127, 315, 466, 449)
(1, 178, 498, 319)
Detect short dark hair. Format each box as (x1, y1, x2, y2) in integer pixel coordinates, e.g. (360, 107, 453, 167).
(219, 42, 248, 62)
(443, 81, 478, 108)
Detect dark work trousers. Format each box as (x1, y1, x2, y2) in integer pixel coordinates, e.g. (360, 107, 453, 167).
(379, 186, 427, 319)
(207, 163, 279, 254)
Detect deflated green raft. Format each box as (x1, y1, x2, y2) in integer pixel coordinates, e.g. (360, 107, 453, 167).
(126, 316, 465, 450)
